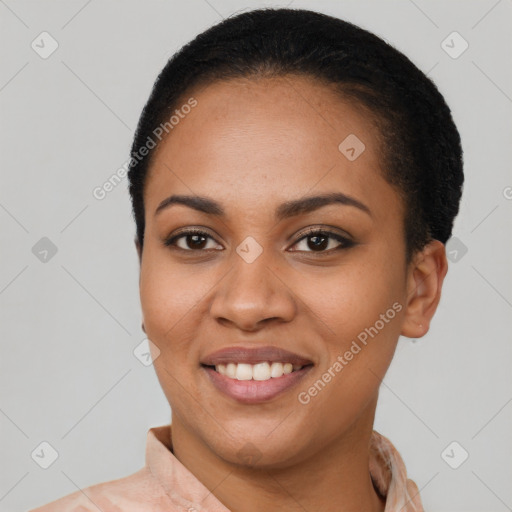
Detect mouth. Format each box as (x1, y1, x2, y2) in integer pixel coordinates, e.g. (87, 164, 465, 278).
(200, 346, 314, 404)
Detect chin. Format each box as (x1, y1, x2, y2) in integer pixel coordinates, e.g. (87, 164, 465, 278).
(201, 418, 312, 469)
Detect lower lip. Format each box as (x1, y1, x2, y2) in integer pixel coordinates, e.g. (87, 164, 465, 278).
(203, 365, 313, 404)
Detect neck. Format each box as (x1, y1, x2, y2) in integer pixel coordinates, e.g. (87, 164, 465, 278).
(171, 400, 385, 512)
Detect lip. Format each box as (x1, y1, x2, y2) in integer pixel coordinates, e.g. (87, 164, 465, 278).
(201, 346, 313, 366)
(203, 364, 313, 404)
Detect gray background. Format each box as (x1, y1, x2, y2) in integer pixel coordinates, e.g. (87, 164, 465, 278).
(1, 0, 511, 510)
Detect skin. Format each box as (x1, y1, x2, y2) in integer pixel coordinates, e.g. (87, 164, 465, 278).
(135, 75, 447, 512)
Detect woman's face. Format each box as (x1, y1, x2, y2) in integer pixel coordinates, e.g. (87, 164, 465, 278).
(138, 75, 413, 466)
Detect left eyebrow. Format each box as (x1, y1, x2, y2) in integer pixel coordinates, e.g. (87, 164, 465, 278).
(154, 192, 371, 219)
(275, 192, 371, 220)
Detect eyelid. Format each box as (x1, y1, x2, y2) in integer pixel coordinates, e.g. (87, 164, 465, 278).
(164, 227, 222, 250)
(289, 227, 354, 252)
(293, 225, 354, 243)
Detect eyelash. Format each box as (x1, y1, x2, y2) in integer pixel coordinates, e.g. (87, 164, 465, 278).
(163, 227, 355, 255)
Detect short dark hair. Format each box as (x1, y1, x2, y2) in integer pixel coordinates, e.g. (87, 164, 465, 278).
(128, 7, 464, 260)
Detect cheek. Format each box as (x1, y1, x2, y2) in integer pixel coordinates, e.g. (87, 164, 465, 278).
(303, 256, 404, 339)
(301, 253, 405, 395)
(139, 250, 203, 357)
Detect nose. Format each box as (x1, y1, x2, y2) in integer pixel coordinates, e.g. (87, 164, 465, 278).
(209, 251, 297, 332)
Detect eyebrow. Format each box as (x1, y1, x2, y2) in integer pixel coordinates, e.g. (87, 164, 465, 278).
(154, 192, 371, 220)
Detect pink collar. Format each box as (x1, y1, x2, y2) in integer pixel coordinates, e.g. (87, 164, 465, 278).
(145, 425, 423, 511)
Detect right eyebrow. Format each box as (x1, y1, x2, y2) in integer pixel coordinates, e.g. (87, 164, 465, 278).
(154, 195, 224, 217)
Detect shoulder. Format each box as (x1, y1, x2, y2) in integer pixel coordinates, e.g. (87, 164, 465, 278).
(28, 467, 173, 511)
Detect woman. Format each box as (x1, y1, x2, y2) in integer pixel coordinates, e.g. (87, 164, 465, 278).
(31, 7, 463, 511)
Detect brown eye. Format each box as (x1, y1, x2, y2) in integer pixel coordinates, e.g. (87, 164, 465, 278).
(164, 230, 223, 251)
(290, 229, 354, 253)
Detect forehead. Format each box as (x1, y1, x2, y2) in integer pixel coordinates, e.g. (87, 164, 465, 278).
(144, 75, 397, 221)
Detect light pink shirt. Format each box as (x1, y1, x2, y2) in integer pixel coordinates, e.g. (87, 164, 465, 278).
(29, 425, 423, 511)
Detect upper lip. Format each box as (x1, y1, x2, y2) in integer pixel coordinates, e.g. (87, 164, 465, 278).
(201, 346, 314, 366)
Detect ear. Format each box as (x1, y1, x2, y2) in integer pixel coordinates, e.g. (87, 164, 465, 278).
(401, 240, 448, 339)
(134, 238, 146, 334)
(135, 237, 142, 264)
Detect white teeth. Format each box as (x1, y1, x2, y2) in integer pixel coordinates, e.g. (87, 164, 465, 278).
(270, 362, 284, 378)
(235, 363, 253, 381)
(213, 361, 304, 381)
(226, 363, 237, 378)
(253, 362, 271, 381)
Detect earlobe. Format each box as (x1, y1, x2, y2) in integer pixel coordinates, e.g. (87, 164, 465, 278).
(401, 240, 448, 339)
(136, 239, 144, 334)
(135, 238, 142, 264)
